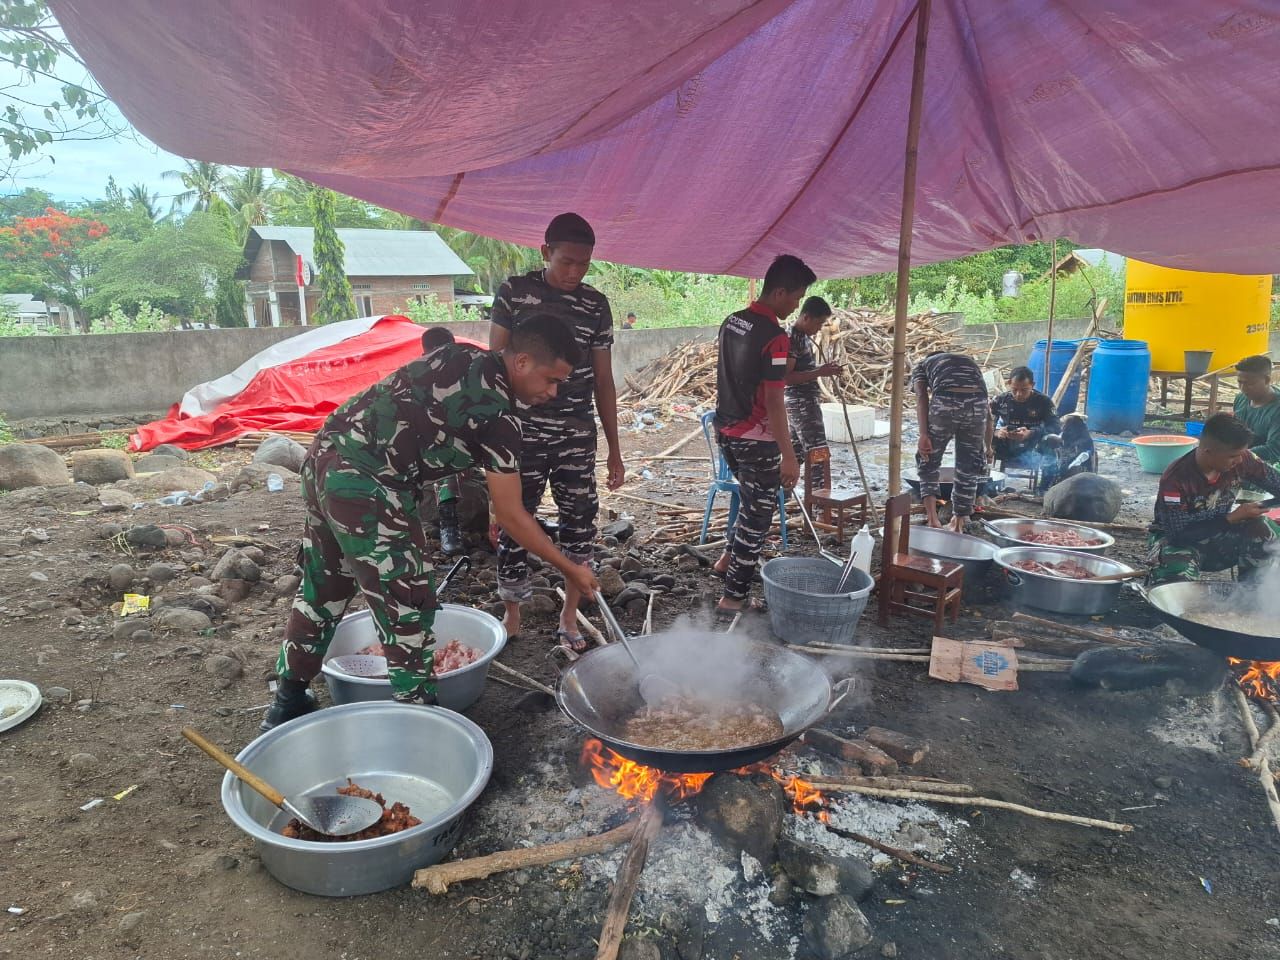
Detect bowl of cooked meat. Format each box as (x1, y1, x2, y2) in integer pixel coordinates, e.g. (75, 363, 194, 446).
(320, 604, 507, 711)
(994, 546, 1136, 615)
(220, 701, 493, 895)
(981, 517, 1113, 555)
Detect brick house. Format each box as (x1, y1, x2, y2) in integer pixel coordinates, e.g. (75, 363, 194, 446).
(240, 226, 473, 327)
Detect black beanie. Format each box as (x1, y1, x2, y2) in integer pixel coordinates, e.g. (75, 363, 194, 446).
(544, 212, 595, 246)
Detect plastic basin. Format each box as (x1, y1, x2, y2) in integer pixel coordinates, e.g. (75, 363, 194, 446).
(1132, 434, 1197, 474)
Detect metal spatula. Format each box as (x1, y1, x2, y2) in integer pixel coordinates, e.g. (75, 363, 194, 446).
(182, 727, 383, 838)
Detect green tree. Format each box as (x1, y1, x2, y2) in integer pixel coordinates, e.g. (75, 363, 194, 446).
(269, 171, 383, 228)
(0, 185, 52, 220)
(0, 0, 120, 164)
(220, 166, 274, 241)
(125, 182, 162, 222)
(307, 187, 354, 324)
(0, 206, 108, 329)
(431, 224, 539, 294)
(84, 211, 241, 321)
(161, 160, 227, 214)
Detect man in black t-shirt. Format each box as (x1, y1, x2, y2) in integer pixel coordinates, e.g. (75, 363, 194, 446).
(712, 255, 816, 618)
(784, 295, 842, 492)
(489, 213, 624, 653)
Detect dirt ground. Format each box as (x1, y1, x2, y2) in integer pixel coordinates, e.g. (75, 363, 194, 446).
(2, 416, 1280, 960)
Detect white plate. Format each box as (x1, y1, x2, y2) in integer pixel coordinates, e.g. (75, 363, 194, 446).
(0, 680, 42, 733)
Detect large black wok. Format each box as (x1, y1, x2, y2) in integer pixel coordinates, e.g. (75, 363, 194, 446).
(1139, 581, 1280, 661)
(556, 633, 852, 773)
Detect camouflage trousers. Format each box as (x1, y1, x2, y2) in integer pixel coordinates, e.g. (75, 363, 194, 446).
(787, 396, 829, 491)
(497, 432, 597, 603)
(719, 436, 782, 601)
(917, 394, 988, 518)
(1146, 518, 1280, 585)
(277, 446, 440, 703)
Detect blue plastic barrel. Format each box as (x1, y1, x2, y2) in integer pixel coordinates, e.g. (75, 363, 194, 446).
(1026, 339, 1083, 414)
(1087, 339, 1151, 434)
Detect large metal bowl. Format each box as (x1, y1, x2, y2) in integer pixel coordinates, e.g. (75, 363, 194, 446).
(909, 526, 997, 596)
(982, 517, 1113, 555)
(220, 701, 492, 896)
(994, 546, 1135, 615)
(320, 604, 507, 711)
(902, 466, 1005, 499)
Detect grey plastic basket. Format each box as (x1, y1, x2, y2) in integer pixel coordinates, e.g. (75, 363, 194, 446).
(760, 557, 873, 646)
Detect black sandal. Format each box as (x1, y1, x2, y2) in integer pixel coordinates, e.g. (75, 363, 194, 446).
(555, 628, 590, 654)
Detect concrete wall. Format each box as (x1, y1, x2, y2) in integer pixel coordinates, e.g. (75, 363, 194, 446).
(0, 322, 724, 420)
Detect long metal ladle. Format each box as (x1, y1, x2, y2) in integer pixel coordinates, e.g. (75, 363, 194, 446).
(182, 727, 383, 837)
(593, 590, 678, 705)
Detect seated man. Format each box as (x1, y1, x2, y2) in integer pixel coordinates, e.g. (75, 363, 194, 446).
(1148, 413, 1280, 585)
(1233, 354, 1280, 468)
(988, 366, 1061, 464)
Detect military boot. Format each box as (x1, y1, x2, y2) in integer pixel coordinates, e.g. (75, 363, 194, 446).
(438, 499, 463, 556)
(260, 679, 317, 732)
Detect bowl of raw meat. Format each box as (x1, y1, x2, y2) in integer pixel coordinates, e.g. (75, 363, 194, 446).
(980, 517, 1113, 555)
(994, 546, 1136, 614)
(221, 701, 492, 895)
(320, 604, 507, 711)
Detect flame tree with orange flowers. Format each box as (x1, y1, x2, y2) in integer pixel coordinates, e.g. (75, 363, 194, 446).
(0, 206, 107, 331)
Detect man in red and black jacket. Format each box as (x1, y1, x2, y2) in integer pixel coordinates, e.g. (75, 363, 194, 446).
(1148, 412, 1280, 584)
(712, 255, 816, 618)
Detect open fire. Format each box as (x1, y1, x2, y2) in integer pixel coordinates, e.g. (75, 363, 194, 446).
(581, 739, 828, 819)
(1228, 658, 1280, 702)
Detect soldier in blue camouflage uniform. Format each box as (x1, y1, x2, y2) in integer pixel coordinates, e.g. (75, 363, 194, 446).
(912, 351, 991, 531)
(262, 317, 599, 730)
(491, 214, 625, 651)
(784, 295, 842, 492)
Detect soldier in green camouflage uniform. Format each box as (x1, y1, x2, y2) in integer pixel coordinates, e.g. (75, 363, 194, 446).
(262, 318, 600, 730)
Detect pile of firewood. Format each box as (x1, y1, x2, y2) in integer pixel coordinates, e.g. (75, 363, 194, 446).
(620, 309, 986, 409)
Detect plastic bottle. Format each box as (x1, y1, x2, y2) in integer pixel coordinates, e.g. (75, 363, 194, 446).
(851, 525, 875, 574)
(266, 473, 284, 493)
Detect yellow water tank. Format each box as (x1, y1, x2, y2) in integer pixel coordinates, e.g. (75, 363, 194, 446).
(1123, 260, 1271, 372)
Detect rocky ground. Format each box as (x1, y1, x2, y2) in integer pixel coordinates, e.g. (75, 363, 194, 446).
(1, 415, 1279, 960)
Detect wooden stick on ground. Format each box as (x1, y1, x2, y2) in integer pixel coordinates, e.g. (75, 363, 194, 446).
(807, 775, 974, 795)
(1251, 703, 1280, 768)
(413, 820, 638, 894)
(489, 661, 556, 697)
(642, 591, 655, 636)
(820, 783, 1132, 832)
(595, 800, 664, 960)
(1231, 685, 1280, 837)
(1010, 612, 1150, 646)
(649, 426, 704, 460)
(823, 822, 953, 874)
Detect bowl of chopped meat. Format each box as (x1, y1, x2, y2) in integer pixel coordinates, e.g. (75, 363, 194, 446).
(981, 517, 1113, 555)
(320, 604, 507, 711)
(221, 701, 492, 895)
(993, 546, 1136, 614)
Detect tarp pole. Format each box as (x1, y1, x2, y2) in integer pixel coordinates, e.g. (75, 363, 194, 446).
(887, 0, 933, 498)
(1043, 237, 1057, 388)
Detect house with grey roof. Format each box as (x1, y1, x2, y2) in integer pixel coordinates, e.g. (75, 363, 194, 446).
(239, 227, 473, 327)
(1, 293, 70, 333)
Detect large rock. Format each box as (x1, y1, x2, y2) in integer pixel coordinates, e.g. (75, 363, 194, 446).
(0, 443, 69, 490)
(1071, 642, 1227, 694)
(695, 773, 786, 865)
(778, 837, 875, 900)
(72, 448, 135, 485)
(134, 454, 188, 473)
(116, 466, 217, 496)
(150, 444, 191, 461)
(152, 607, 213, 633)
(803, 896, 874, 959)
(1042, 473, 1123, 524)
(211, 547, 261, 583)
(596, 565, 627, 599)
(252, 434, 309, 473)
(0, 481, 97, 511)
(226, 462, 300, 490)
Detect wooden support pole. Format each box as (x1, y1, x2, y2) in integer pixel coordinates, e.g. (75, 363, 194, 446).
(595, 800, 664, 960)
(413, 820, 638, 894)
(886, 0, 933, 498)
(1044, 238, 1058, 389)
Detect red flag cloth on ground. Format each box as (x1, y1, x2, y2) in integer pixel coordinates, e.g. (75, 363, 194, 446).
(131, 316, 478, 451)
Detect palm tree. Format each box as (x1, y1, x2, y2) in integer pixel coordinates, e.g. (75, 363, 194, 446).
(125, 182, 162, 222)
(431, 224, 539, 294)
(219, 167, 276, 241)
(162, 160, 227, 214)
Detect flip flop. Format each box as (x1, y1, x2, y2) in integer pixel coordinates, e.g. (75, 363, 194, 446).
(713, 598, 767, 623)
(555, 629, 590, 654)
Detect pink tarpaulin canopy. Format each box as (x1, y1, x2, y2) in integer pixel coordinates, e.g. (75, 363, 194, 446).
(52, 0, 1280, 277)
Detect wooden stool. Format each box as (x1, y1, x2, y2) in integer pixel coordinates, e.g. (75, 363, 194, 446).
(876, 492, 963, 633)
(803, 447, 870, 544)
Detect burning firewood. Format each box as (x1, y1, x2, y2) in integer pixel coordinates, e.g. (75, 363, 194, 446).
(1230, 684, 1280, 838)
(594, 799, 664, 960)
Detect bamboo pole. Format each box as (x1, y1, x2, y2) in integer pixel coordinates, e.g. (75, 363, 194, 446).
(1043, 238, 1058, 389)
(827, 783, 1132, 832)
(819, 342, 878, 527)
(489, 660, 556, 697)
(413, 819, 639, 894)
(886, 0, 933, 498)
